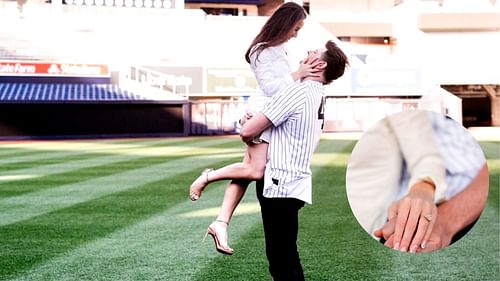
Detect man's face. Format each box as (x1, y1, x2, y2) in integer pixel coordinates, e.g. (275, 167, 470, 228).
(304, 48, 326, 64)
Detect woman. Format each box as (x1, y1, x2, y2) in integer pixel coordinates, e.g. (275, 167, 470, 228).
(189, 2, 320, 255)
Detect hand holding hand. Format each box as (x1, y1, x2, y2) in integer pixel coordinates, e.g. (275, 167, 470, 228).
(375, 180, 437, 253)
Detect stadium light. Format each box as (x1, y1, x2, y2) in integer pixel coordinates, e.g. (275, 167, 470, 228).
(105, 0, 113, 6)
(163, 0, 171, 8)
(124, 0, 133, 7)
(144, 0, 152, 8)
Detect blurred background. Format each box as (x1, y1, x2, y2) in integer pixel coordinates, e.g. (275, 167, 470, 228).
(0, 0, 499, 139)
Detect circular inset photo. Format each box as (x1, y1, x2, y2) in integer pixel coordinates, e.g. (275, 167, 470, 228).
(346, 110, 489, 253)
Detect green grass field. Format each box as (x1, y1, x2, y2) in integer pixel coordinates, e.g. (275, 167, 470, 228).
(0, 135, 498, 281)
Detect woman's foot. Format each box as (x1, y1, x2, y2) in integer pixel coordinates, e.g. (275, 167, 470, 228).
(204, 220, 233, 255)
(189, 168, 213, 201)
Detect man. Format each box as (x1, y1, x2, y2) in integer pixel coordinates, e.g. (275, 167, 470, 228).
(240, 40, 349, 281)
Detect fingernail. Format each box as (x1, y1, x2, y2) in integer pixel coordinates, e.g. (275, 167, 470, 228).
(394, 242, 400, 250)
(410, 245, 418, 253)
(421, 242, 426, 249)
(400, 246, 407, 252)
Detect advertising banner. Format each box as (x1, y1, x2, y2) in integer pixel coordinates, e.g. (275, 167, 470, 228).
(0, 61, 110, 77)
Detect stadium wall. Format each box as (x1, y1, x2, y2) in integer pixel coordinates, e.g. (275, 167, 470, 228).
(0, 103, 188, 139)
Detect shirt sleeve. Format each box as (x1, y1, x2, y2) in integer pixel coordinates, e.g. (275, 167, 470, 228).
(387, 110, 448, 203)
(251, 45, 295, 97)
(261, 83, 305, 127)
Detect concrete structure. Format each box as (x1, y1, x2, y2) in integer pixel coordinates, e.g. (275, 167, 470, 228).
(0, 0, 498, 138)
(306, 0, 500, 127)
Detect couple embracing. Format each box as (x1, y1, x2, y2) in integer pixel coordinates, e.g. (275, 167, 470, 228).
(188, 3, 349, 280)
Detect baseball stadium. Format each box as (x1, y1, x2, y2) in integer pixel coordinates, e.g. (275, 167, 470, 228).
(0, 0, 498, 280)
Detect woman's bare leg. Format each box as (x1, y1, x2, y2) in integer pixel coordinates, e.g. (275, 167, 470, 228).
(209, 142, 268, 182)
(202, 142, 268, 253)
(190, 142, 268, 200)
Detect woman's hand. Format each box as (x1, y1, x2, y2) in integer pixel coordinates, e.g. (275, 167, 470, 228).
(292, 57, 322, 81)
(239, 112, 254, 126)
(375, 180, 437, 253)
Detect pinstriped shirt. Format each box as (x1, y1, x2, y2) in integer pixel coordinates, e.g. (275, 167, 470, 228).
(260, 80, 325, 204)
(431, 113, 486, 198)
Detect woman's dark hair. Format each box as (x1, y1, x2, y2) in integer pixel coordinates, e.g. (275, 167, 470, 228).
(322, 40, 349, 84)
(245, 2, 307, 63)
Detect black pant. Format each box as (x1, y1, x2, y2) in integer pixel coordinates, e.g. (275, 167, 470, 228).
(256, 178, 306, 281)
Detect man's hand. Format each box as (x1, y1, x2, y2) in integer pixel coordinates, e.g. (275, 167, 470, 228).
(416, 218, 453, 253)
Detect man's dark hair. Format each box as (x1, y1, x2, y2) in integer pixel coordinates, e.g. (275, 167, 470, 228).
(322, 40, 349, 84)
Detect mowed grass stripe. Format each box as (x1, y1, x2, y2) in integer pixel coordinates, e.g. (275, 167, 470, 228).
(0, 137, 230, 165)
(0, 152, 238, 199)
(0, 143, 243, 227)
(0, 162, 245, 280)
(0, 138, 240, 184)
(0, 148, 51, 158)
(0, 138, 240, 198)
(0, 153, 113, 174)
(0, 143, 103, 165)
(480, 142, 500, 160)
(0, 141, 144, 164)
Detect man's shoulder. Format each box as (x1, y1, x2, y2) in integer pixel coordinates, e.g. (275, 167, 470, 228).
(277, 82, 307, 98)
(292, 80, 324, 95)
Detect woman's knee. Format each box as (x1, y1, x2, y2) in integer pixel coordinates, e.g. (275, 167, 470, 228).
(248, 166, 265, 180)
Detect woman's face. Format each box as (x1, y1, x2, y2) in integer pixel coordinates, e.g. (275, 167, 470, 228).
(286, 19, 304, 42)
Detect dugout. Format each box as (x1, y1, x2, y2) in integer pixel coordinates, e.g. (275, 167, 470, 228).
(0, 82, 189, 139)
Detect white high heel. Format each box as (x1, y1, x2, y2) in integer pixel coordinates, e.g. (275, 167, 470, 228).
(203, 220, 233, 255)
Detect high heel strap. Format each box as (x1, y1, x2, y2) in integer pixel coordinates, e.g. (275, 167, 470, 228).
(203, 168, 213, 183)
(215, 219, 229, 225)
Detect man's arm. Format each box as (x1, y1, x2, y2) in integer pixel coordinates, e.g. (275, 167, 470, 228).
(239, 112, 273, 144)
(417, 163, 489, 252)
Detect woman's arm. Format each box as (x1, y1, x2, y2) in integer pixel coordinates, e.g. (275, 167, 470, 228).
(252, 46, 319, 96)
(240, 113, 272, 144)
(385, 111, 447, 252)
